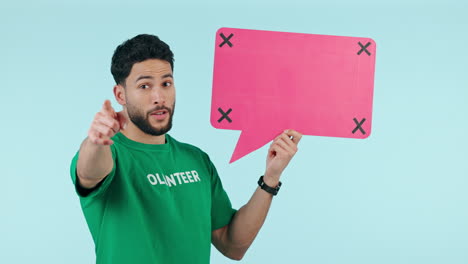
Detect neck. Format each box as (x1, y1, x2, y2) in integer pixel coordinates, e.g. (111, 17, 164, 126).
(120, 122, 166, 145)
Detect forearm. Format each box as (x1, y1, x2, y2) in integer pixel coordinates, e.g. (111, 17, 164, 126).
(226, 175, 280, 255)
(214, 130, 302, 260)
(76, 137, 113, 187)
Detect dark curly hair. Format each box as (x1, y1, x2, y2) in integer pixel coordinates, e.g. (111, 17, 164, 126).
(111, 34, 174, 86)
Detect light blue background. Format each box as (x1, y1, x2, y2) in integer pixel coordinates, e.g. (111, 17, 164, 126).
(1, 0, 467, 263)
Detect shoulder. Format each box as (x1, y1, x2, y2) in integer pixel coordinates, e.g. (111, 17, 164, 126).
(167, 134, 211, 162)
(168, 135, 220, 179)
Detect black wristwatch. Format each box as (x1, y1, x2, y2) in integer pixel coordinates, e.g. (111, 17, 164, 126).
(258, 176, 282, 196)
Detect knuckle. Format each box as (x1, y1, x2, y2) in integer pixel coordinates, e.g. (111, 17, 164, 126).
(105, 128, 113, 136)
(89, 136, 98, 144)
(101, 110, 111, 118)
(95, 112, 104, 120)
(92, 118, 102, 128)
(88, 130, 96, 138)
(101, 117, 111, 125)
(100, 112, 110, 119)
(89, 125, 99, 133)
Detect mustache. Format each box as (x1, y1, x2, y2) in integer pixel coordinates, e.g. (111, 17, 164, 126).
(147, 105, 172, 115)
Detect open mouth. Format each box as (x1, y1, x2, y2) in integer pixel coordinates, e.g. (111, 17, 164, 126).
(151, 110, 168, 115)
(150, 109, 170, 120)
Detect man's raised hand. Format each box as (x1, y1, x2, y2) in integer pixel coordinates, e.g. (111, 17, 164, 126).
(88, 100, 127, 145)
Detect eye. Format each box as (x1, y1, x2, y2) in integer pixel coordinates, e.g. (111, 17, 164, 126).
(139, 84, 150, 89)
(163, 81, 172, 87)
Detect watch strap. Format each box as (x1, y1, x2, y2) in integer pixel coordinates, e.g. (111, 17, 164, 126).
(258, 175, 282, 196)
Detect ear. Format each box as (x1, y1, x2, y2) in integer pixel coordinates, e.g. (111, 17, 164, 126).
(113, 84, 126, 106)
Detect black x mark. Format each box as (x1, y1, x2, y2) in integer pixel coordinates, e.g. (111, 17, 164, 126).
(357, 42, 371, 56)
(219, 33, 234, 48)
(352, 118, 366, 135)
(217, 107, 232, 123)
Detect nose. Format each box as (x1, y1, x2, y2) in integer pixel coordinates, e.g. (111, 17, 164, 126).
(151, 88, 166, 105)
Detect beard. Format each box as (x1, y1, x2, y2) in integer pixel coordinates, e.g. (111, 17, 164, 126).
(126, 101, 175, 136)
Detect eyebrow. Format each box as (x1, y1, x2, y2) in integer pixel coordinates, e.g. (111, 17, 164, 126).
(135, 74, 173, 84)
(162, 73, 173, 79)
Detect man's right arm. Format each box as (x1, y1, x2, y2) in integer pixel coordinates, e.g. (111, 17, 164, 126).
(76, 100, 126, 189)
(76, 139, 113, 189)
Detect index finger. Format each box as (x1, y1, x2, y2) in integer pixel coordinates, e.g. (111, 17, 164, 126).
(284, 129, 303, 145)
(102, 100, 115, 116)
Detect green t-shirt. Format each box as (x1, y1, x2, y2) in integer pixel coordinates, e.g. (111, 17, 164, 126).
(70, 132, 237, 264)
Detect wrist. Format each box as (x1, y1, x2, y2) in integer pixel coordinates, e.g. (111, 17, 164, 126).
(258, 175, 282, 196)
(263, 172, 281, 187)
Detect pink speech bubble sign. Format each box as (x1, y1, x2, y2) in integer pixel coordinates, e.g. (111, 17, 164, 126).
(211, 27, 377, 163)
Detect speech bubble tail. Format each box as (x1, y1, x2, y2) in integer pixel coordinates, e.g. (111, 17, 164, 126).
(229, 128, 278, 163)
(229, 148, 250, 164)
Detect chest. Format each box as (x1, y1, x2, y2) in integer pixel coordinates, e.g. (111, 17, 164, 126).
(112, 150, 212, 215)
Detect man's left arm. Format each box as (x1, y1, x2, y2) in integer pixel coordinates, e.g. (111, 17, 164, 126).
(212, 129, 303, 260)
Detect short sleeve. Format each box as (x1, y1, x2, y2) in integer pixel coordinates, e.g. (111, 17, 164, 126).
(69, 145, 117, 200)
(207, 156, 237, 231)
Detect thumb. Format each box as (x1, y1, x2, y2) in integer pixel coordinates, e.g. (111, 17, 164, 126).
(116, 111, 128, 130)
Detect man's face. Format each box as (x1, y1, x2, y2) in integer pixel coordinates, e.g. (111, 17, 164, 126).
(123, 59, 176, 136)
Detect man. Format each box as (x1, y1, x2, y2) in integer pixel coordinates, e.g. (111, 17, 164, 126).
(70, 34, 302, 264)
